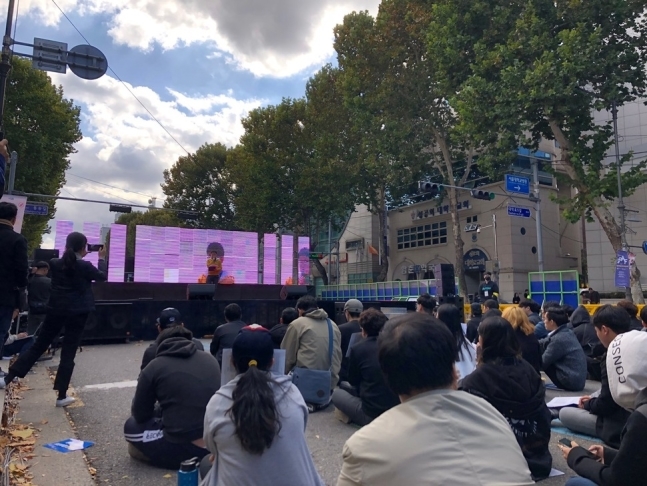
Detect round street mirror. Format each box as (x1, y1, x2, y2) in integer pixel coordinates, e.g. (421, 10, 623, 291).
(67, 44, 108, 80)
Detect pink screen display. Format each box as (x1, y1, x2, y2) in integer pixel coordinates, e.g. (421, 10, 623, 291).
(108, 224, 127, 282)
(134, 226, 259, 283)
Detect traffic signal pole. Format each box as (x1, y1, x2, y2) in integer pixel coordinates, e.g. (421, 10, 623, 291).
(0, 0, 15, 137)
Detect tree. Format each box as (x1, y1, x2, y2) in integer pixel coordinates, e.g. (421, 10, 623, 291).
(4, 58, 82, 252)
(106, 210, 183, 259)
(429, 0, 647, 301)
(230, 98, 357, 284)
(161, 143, 236, 229)
(332, 3, 477, 296)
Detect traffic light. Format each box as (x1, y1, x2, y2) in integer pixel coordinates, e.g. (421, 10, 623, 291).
(309, 252, 324, 260)
(177, 211, 199, 221)
(470, 189, 495, 201)
(419, 182, 442, 196)
(109, 204, 132, 213)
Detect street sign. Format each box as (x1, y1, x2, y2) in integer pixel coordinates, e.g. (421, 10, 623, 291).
(615, 250, 630, 288)
(24, 202, 49, 216)
(67, 44, 108, 80)
(505, 174, 530, 195)
(32, 38, 67, 74)
(507, 206, 531, 218)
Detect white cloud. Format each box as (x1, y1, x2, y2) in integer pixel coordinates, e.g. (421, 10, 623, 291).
(20, 0, 381, 77)
(39, 71, 262, 246)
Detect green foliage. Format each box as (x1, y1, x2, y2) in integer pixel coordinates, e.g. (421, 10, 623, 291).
(107, 210, 183, 258)
(429, 0, 647, 233)
(4, 58, 82, 252)
(161, 143, 236, 229)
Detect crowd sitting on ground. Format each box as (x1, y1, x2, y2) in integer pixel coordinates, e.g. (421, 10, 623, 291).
(118, 289, 647, 485)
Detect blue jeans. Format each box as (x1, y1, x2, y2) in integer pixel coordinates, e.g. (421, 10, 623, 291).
(0, 307, 15, 359)
(3, 336, 34, 357)
(566, 477, 597, 486)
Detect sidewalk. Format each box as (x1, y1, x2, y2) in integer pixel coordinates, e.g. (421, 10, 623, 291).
(10, 360, 96, 486)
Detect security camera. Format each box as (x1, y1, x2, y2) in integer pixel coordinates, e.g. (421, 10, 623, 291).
(476, 227, 481, 234)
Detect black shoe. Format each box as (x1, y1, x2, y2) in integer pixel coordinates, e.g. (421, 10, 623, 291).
(549, 408, 560, 421)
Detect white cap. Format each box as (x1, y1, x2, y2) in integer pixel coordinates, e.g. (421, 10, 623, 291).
(607, 330, 647, 410)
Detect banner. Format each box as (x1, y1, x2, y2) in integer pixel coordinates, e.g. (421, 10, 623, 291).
(615, 250, 630, 288)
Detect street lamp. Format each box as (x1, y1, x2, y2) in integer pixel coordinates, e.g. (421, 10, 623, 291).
(465, 214, 499, 280)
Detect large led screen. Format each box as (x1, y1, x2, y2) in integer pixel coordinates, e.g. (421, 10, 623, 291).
(262, 234, 311, 285)
(134, 226, 260, 283)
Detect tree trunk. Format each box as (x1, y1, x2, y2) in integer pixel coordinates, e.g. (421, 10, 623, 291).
(448, 187, 469, 301)
(376, 189, 389, 282)
(313, 259, 329, 285)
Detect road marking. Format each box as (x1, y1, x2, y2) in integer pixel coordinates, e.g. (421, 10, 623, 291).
(80, 380, 138, 391)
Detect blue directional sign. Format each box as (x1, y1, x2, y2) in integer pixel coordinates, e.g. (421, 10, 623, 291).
(505, 174, 530, 195)
(507, 206, 531, 218)
(643, 241, 647, 256)
(24, 202, 49, 216)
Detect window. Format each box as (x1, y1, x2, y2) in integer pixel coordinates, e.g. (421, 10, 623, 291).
(397, 222, 448, 250)
(467, 216, 478, 224)
(345, 239, 364, 250)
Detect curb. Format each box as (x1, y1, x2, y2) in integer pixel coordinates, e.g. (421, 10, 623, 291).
(14, 362, 96, 485)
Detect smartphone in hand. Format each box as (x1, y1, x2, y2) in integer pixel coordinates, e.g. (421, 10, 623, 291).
(559, 438, 573, 448)
(87, 244, 104, 252)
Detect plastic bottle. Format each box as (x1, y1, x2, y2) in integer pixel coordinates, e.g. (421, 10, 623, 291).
(177, 457, 199, 486)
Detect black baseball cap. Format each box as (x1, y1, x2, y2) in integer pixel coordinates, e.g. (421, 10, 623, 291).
(157, 308, 182, 329)
(232, 324, 274, 369)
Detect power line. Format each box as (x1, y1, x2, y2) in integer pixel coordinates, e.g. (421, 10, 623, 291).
(67, 172, 157, 199)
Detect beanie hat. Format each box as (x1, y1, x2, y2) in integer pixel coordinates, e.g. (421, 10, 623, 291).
(232, 324, 274, 370)
(607, 330, 647, 410)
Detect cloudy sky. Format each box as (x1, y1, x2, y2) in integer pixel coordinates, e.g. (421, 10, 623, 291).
(8, 0, 380, 246)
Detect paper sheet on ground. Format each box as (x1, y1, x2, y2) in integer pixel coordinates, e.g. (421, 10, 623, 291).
(547, 396, 581, 408)
(43, 438, 94, 453)
(221, 349, 286, 385)
(549, 469, 565, 477)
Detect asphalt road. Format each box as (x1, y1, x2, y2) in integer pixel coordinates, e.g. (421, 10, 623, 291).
(65, 341, 598, 485)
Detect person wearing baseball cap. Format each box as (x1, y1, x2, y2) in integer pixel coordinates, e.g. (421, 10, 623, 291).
(339, 299, 363, 382)
(560, 329, 647, 486)
(140, 308, 204, 370)
(201, 325, 324, 486)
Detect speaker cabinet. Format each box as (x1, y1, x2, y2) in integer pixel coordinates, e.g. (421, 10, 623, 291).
(438, 295, 465, 315)
(280, 285, 311, 300)
(33, 248, 59, 263)
(433, 264, 455, 297)
(187, 284, 215, 300)
(82, 302, 132, 343)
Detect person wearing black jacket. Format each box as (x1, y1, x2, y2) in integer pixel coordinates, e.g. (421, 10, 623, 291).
(461, 316, 552, 480)
(210, 303, 246, 366)
(560, 331, 647, 486)
(269, 307, 297, 349)
(140, 308, 204, 370)
(0, 202, 29, 363)
(570, 305, 604, 381)
(0, 232, 106, 407)
(125, 326, 221, 469)
(559, 306, 631, 448)
(332, 308, 399, 426)
(338, 299, 363, 382)
(616, 300, 643, 331)
(465, 303, 483, 344)
(501, 306, 542, 374)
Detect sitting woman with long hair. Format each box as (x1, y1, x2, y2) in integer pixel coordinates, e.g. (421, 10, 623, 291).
(460, 317, 552, 480)
(0, 232, 106, 406)
(436, 304, 477, 380)
(502, 306, 542, 374)
(201, 325, 324, 486)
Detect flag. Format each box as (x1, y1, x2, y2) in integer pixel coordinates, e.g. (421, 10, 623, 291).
(368, 244, 379, 256)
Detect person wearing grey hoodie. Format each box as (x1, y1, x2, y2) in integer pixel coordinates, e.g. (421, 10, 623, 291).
(201, 325, 324, 486)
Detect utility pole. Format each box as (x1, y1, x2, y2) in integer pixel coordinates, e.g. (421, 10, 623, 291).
(7, 150, 16, 193)
(531, 157, 544, 272)
(0, 0, 16, 136)
(492, 213, 499, 280)
(611, 101, 632, 301)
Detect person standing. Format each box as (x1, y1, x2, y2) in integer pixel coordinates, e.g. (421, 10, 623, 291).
(0, 232, 107, 407)
(0, 202, 29, 369)
(477, 272, 499, 302)
(26, 261, 51, 335)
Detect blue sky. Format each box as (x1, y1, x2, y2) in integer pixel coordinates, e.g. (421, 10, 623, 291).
(6, 0, 380, 245)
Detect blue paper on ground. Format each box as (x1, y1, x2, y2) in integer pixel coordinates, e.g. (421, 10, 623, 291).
(43, 438, 95, 453)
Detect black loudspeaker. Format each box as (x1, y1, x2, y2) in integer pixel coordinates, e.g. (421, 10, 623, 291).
(438, 295, 465, 314)
(433, 263, 455, 297)
(82, 302, 132, 343)
(33, 248, 59, 262)
(280, 285, 311, 300)
(187, 284, 215, 300)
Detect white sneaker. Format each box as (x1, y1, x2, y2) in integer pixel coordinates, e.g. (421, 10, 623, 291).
(56, 396, 76, 407)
